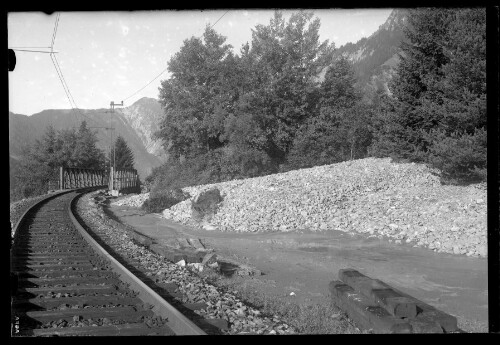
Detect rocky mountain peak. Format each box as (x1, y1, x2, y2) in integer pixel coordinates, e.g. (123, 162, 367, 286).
(119, 97, 167, 159)
(379, 9, 407, 32)
(331, 9, 408, 101)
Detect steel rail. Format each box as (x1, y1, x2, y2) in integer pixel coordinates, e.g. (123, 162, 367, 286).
(11, 188, 206, 335)
(67, 191, 206, 335)
(11, 189, 76, 251)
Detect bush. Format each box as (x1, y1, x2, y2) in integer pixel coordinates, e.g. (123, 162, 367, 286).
(142, 188, 190, 213)
(425, 127, 487, 182)
(219, 146, 276, 180)
(284, 104, 373, 171)
(146, 146, 277, 200)
(284, 116, 342, 171)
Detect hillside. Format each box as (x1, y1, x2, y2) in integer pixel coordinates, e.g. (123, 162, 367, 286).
(8, 104, 163, 179)
(8, 112, 38, 160)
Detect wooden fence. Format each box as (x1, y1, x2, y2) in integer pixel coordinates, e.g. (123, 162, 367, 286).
(109, 167, 140, 192)
(56, 167, 139, 193)
(59, 167, 107, 189)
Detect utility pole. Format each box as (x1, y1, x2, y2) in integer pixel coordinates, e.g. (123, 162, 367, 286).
(107, 101, 123, 193)
(109, 101, 123, 172)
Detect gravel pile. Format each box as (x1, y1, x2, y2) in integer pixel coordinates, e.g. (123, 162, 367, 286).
(155, 158, 487, 258)
(78, 191, 295, 335)
(111, 193, 150, 208)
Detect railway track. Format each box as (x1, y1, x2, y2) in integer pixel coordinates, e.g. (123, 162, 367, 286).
(10, 190, 205, 336)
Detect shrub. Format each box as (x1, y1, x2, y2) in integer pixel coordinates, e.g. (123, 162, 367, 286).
(142, 188, 190, 213)
(146, 146, 277, 201)
(424, 127, 487, 182)
(219, 146, 276, 180)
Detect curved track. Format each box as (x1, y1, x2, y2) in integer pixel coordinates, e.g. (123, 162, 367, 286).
(10, 190, 205, 336)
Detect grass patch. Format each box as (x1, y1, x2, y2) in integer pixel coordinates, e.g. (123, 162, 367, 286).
(199, 268, 364, 334)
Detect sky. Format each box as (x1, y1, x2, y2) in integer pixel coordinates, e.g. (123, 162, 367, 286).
(8, 9, 393, 116)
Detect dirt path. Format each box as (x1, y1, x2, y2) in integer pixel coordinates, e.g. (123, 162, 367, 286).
(108, 204, 488, 333)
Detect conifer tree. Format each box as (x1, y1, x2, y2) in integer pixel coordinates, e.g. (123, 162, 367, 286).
(370, 8, 486, 181)
(113, 135, 135, 170)
(72, 121, 105, 169)
(14, 121, 106, 198)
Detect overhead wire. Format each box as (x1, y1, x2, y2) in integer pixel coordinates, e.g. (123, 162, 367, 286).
(50, 13, 60, 49)
(8, 46, 52, 49)
(53, 55, 108, 129)
(51, 55, 74, 107)
(119, 10, 230, 104)
(122, 66, 168, 102)
(49, 12, 79, 128)
(49, 13, 107, 130)
(210, 10, 230, 29)
(11, 49, 56, 53)
(49, 13, 76, 125)
(49, 53, 73, 109)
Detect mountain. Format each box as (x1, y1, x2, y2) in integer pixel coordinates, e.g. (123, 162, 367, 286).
(8, 112, 38, 161)
(333, 9, 407, 100)
(119, 97, 168, 161)
(9, 100, 166, 180)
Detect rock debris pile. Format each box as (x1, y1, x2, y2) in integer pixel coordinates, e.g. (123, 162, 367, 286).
(111, 193, 150, 208)
(123, 158, 487, 258)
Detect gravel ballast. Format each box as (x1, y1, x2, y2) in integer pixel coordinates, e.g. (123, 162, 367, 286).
(115, 158, 488, 258)
(78, 191, 296, 335)
(10, 193, 60, 238)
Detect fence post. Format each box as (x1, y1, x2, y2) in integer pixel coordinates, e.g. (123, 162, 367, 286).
(110, 167, 114, 191)
(59, 167, 64, 190)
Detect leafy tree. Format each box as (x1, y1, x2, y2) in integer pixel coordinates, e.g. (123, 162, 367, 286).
(156, 26, 237, 159)
(113, 135, 135, 170)
(239, 11, 335, 163)
(150, 9, 395, 199)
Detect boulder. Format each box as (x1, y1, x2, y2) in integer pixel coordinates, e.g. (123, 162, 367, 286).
(191, 188, 223, 221)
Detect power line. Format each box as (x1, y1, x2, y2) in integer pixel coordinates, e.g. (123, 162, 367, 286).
(51, 55, 71, 106)
(122, 66, 168, 102)
(211, 10, 230, 29)
(51, 13, 60, 50)
(50, 52, 107, 129)
(8, 46, 52, 49)
(11, 49, 57, 53)
(53, 54, 78, 108)
(49, 12, 78, 126)
(48, 13, 107, 129)
(50, 53, 74, 108)
(48, 12, 82, 128)
(120, 10, 230, 104)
